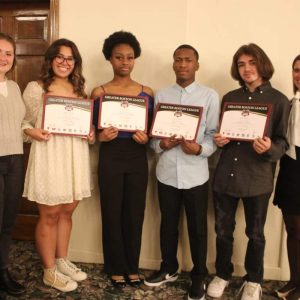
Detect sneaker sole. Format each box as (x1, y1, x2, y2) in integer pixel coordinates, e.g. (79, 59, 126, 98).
(144, 275, 178, 287)
(43, 278, 78, 292)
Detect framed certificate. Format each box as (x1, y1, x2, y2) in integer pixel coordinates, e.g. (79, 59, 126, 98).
(42, 95, 93, 137)
(98, 93, 148, 132)
(219, 102, 272, 141)
(150, 103, 203, 141)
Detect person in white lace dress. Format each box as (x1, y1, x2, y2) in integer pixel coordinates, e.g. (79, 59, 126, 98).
(22, 39, 94, 292)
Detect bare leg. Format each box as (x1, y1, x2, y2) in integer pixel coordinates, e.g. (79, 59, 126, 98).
(35, 204, 61, 268)
(55, 201, 79, 259)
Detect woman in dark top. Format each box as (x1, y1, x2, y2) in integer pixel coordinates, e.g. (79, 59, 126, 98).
(274, 54, 300, 300)
(91, 31, 154, 288)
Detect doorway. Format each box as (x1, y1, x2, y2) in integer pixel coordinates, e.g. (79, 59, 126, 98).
(0, 0, 59, 240)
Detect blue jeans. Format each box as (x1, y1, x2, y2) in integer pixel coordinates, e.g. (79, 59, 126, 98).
(213, 192, 270, 283)
(0, 155, 23, 269)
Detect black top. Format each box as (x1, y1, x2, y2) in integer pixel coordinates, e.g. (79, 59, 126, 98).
(213, 82, 290, 197)
(274, 147, 300, 214)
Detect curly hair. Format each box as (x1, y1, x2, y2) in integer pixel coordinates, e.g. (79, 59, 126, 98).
(231, 43, 274, 87)
(0, 32, 16, 70)
(102, 31, 141, 60)
(292, 55, 300, 94)
(40, 38, 86, 98)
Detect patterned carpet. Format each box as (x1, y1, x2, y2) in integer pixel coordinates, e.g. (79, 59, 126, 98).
(1, 241, 285, 299)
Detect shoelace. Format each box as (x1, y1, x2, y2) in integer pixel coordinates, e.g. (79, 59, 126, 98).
(50, 269, 70, 288)
(214, 277, 225, 287)
(65, 260, 82, 272)
(238, 282, 262, 298)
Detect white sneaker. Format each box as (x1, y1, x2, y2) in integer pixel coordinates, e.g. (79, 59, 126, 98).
(207, 276, 229, 298)
(43, 267, 78, 292)
(56, 258, 87, 281)
(240, 281, 262, 300)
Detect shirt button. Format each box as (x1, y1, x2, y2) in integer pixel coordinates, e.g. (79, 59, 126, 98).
(234, 158, 238, 161)
(260, 91, 263, 94)
(230, 173, 234, 177)
(249, 96, 252, 100)
(237, 142, 240, 145)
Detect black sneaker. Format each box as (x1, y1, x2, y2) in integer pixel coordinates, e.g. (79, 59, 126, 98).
(144, 270, 178, 287)
(276, 281, 297, 299)
(188, 280, 205, 300)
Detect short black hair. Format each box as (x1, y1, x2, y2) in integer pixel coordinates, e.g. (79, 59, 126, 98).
(231, 43, 274, 86)
(102, 31, 141, 60)
(173, 44, 199, 61)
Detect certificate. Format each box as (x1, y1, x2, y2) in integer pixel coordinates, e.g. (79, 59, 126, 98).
(219, 102, 272, 141)
(150, 103, 203, 141)
(42, 95, 93, 137)
(98, 94, 148, 132)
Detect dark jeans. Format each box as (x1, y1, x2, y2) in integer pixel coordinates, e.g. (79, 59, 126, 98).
(213, 192, 270, 283)
(0, 155, 24, 269)
(158, 180, 209, 280)
(282, 213, 300, 285)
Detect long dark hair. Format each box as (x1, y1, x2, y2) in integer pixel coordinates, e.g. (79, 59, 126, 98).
(40, 38, 86, 97)
(0, 32, 16, 70)
(292, 55, 300, 94)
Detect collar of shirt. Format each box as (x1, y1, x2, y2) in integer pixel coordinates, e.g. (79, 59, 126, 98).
(242, 81, 272, 93)
(174, 81, 197, 94)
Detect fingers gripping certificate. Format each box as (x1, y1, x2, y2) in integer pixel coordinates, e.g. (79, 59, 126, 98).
(219, 102, 272, 141)
(98, 94, 148, 132)
(42, 95, 93, 137)
(150, 103, 203, 141)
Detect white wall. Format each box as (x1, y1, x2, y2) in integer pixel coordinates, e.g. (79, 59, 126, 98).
(59, 0, 298, 280)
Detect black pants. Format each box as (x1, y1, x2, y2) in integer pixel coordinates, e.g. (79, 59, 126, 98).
(282, 213, 300, 286)
(213, 192, 270, 283)
(0, 155, 23, 269)
(158, 180, 208, 280)
(98, 139, 148, 275)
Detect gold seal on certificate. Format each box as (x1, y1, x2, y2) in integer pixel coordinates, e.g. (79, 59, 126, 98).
(150, 103, 203, 141)
(42, 95, 93, 137)
(98, 94, 148, 132)
(219, 102, 272, 141)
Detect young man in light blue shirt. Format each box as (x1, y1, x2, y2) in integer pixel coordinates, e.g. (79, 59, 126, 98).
(144, 44, 220, 300)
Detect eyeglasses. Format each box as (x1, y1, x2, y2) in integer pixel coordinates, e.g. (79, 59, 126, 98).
(55, 54, 75, 66)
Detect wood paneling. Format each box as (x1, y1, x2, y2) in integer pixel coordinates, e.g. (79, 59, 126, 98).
(0, 0, 59, 240)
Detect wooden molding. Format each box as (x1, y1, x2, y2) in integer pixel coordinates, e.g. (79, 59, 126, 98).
(50, 0, 59, 41)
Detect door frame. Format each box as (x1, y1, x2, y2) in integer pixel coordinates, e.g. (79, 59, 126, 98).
(50, 0, 59, 42)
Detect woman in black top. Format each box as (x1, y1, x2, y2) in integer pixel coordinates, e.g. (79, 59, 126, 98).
(274, 54, 300, 300)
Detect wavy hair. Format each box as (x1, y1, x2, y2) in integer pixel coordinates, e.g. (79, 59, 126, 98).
(0, 32, 16, 70)
(40, 38, 86, 97)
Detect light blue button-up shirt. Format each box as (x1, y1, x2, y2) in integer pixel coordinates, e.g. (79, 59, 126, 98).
(151, 82, 220, 189)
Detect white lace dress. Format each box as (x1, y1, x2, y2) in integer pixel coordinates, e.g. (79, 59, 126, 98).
(22, 81, 92, 205)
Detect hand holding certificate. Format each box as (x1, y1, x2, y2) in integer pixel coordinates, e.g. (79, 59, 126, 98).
(42, 95, 93, 137)
(98, 94, 148, 132)
(219, 102, 272, 141)
(150, 103, 203, 141)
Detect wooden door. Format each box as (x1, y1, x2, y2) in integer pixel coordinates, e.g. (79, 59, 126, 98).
(0, 0, 59, 240)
